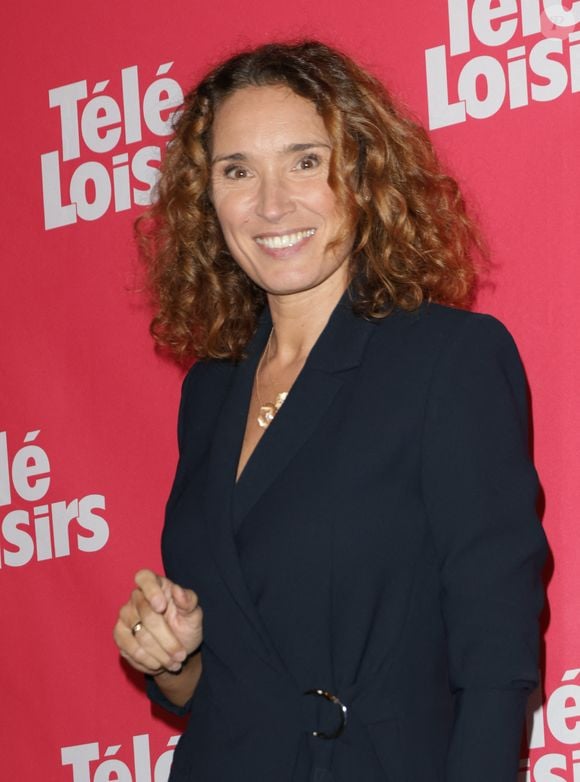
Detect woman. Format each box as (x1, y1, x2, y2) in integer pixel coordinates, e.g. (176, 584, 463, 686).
(114, 41, 547, 782)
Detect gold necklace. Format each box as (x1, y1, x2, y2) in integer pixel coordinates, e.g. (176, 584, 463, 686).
(256, 328, 288, 429)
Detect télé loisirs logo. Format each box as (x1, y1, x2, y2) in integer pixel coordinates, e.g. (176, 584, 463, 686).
(425, 0, 580, 129)
(40, 62, 184, 230)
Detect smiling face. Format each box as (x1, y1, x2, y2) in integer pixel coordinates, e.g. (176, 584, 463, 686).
(209, 85, 354, 301)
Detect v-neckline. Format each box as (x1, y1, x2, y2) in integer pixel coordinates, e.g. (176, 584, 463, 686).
(233, 311, 273, 488)
(205, 293, 378, 550)
(234, 355, 296, 488)
(229, 289, 377, 504)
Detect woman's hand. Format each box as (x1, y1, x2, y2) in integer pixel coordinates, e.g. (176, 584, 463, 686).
(113, 569, 203, 676)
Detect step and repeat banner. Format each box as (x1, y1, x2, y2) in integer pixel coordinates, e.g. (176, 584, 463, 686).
(2, 1, 579, 780)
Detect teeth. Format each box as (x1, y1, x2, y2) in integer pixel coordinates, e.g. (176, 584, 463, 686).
(255, 229, 316, 249)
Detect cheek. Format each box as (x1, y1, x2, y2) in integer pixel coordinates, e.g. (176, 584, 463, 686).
(213, 204, 241, 240)
(304, 183, 340, 220)
(214, 192, 253, 236)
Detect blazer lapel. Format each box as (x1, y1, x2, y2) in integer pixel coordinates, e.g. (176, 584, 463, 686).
(233, 295, 378, 525)
(203, 311, 284, 670)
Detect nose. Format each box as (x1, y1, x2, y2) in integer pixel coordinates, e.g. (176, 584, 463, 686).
(255, 173, 295, 222)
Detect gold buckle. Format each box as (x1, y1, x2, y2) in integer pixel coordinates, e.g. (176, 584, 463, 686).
(303, 689, 348, 739)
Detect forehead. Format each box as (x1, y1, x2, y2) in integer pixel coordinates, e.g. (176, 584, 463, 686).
(211, 85, 329, 154)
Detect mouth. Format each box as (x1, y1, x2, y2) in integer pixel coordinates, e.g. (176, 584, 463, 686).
(254, 228, 316, 250)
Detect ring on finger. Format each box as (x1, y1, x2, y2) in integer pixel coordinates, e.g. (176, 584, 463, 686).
(131, 620, 144, 637)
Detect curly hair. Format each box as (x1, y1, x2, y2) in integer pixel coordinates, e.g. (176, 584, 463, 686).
(137, 40, 482, 363)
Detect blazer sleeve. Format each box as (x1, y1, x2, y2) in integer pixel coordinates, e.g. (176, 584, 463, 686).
(144, 364, 202, 718)
(420, 315, 547, 782)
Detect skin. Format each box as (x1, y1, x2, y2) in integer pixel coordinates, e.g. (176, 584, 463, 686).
(113, 569, 203, 706)
(211, 85, 355, 477)
(210, 85, 352, 306)
(114, 85, 354, 705)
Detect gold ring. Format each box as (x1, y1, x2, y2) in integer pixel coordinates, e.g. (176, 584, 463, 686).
(131, 621, 144, 636)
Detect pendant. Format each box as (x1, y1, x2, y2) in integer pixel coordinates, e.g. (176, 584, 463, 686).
(257, 392, 288, 429)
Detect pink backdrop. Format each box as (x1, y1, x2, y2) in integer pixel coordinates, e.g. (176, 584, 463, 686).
(2, 1, 579, 779)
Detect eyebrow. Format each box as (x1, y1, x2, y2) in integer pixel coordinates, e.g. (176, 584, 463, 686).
(211, 142, 331, 165)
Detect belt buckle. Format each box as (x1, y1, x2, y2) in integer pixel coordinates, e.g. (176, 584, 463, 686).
(303, 688, 348, 739)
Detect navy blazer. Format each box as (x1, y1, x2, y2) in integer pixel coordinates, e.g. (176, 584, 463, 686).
(148, 296, 547, 782)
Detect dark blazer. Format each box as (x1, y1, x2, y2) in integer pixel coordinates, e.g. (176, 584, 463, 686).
(148, 295, 547, 782)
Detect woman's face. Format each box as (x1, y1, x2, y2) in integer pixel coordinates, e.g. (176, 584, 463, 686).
(209, 85, 353, 299)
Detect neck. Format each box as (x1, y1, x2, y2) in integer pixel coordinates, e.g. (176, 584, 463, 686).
(266, 276, 349, 365)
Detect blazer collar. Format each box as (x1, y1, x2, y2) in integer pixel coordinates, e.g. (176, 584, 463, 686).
(249, 287, 378, 371)
(297, 288, 378, 374)
(234, 289, 378, 504)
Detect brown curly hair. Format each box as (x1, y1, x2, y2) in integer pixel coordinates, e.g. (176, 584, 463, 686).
(137, 40, 481, 364)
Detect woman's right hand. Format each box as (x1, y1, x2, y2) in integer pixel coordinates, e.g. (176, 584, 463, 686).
(113, 569, 203, 675)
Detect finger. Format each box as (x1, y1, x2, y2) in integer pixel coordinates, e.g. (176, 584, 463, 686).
(113, 618, 166, 673)
(118, 647, 162, 676)
(114, 614, 184, 671)
(134, 569, 168, 613)
(121, 641, 171, 674)
(116, 597, 186, 666)
(128, 622, 185, 671)
(171, 583, 199, 614)
(131, 590, 189, 661)
(164, 603, 204, 657)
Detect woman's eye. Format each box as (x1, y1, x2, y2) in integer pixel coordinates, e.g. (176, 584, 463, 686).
(224, 165, 249, 180)
(296, 154, 321, 170)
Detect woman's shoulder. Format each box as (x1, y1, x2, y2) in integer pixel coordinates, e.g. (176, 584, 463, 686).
(179, 355, 236, 407)
(183, 354, 235, 381)
(365, 303, 525, 391)
(390, 300, 509, 330)
(376, 301, 519, 353)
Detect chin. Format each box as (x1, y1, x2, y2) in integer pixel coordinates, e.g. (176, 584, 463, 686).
(260, 274, 323, 297)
